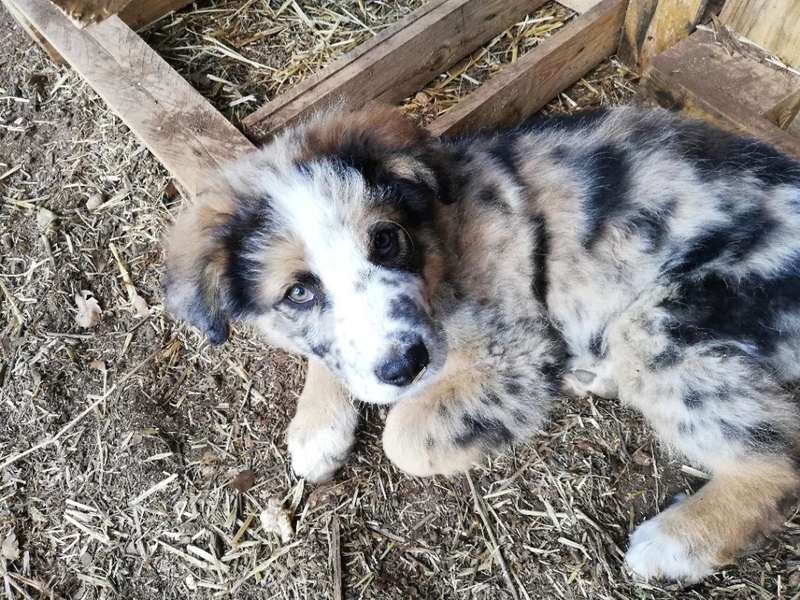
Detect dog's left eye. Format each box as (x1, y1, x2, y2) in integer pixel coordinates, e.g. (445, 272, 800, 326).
(286, 284, 314, 304)
(373, 228, 399, 259)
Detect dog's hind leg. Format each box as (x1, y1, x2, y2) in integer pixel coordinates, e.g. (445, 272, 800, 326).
(286, 360, 359, 482)
(609, 292, 800, 581)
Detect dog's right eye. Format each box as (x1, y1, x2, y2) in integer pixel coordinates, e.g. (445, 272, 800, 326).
(372, 228, 400, 260)
(286, 283, 315, 304)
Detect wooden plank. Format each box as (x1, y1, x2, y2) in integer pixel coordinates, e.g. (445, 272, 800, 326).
(6, 0, 254, 198)
(719, 0, 800, 70)
(427, 0, 626, 137)
(618, 0, 707, 74)
(241, 0, 545, 140)
(643, 29, 800, 158)
(2, 0, 66, 63)
(557, 0, 603, 13)
(49, 0, 132, 26)
(44, 0, 192, 28)
(119, 0, 194, 30)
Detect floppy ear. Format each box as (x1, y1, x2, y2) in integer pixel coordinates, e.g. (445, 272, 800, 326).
(300, 105, 460, 205)
(163, 185, 235, 345)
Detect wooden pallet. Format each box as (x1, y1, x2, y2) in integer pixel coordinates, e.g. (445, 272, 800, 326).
(6, 0, 795, 201)
(2, 0, 634, 199)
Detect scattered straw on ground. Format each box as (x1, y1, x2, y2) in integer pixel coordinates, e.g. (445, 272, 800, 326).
(0, 2, 798, 599)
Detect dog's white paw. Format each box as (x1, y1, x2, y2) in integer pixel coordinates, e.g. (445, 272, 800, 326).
(625, 515, 716, 582)
(286, 409, 357, 483)
(562, 362, 618, 399)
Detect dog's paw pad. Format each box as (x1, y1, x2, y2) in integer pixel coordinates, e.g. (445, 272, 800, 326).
(625, 516, 715, 582)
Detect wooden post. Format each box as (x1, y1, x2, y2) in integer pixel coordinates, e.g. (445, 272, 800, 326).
(618, 0, 707, 74)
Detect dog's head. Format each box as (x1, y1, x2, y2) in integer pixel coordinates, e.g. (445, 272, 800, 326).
(164, 107, 457, 403)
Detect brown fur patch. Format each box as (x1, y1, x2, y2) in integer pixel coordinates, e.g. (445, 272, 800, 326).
(661, 459, 800, 565)
(253, 233, 309, 302)
(297, 105, 431, 163)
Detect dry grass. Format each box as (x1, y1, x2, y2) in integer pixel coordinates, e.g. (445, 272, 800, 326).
(1, 1, 799, 599)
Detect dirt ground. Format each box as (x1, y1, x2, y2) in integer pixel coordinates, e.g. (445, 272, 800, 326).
(1, 2, 799, 599)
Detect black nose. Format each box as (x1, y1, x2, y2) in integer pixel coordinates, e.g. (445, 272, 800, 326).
(375, 340, 430, 387)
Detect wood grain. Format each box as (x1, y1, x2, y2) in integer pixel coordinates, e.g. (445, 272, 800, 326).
(49, 0, 131, 26)
(557, 0, 603, 13)
(427, 0, 626, 137)
(6, 0, 254, 198)
(242, 0, 544, 140)
(720, 0, 800, 70)
(618, 0, 707, 74)
(118, 0, 194, 30)
(644, 29, 800, 159)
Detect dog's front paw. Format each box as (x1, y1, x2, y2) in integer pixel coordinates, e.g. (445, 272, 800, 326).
(286, 405, 357, 483)
(625, 513, 716, 583)
(383, 397, 485, 477)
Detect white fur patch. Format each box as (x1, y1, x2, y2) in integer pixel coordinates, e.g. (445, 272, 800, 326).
(625, 514, 716, 582)
(287, 403, 358, 483)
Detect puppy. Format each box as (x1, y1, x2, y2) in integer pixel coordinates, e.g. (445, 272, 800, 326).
(164, 105, 800, 582)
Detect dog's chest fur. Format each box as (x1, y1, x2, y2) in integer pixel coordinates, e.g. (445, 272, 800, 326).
(435, 108, 800, 380)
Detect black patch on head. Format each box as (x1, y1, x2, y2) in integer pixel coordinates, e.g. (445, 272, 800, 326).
(581, 145, 632, 248)
(389, 295, 426, 327)
(530, 212, 550, 306)
(677, 122, 800, 187)
(220, 196, 275, 317)
(454, 414, 514, 448)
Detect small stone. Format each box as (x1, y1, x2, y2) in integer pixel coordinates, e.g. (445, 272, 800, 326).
(36, 207, 57, 230)
(632, 448, 652, 467)
(86, 192, 104, 210)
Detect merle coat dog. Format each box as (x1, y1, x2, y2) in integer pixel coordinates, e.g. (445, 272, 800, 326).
(164, 106, 800, 581)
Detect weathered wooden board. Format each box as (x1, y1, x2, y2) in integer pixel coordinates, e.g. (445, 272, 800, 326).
(49, 0, 131, 26)
(557, 0, 603, 13)
(644, 29, 800, 158)
(45, 0, 192, 28)
(427, 0, 626, 137)
(242, 0, 545, 140)
(118, 0, 194, 30)
(720, 0, 800, 70)
(3, 0, 66, 63)
(6, 0, 255, 198)
(618, 0, 707, 74)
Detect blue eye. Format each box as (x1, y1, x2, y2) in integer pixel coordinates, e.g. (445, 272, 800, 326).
(287, 284, 314, 304)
